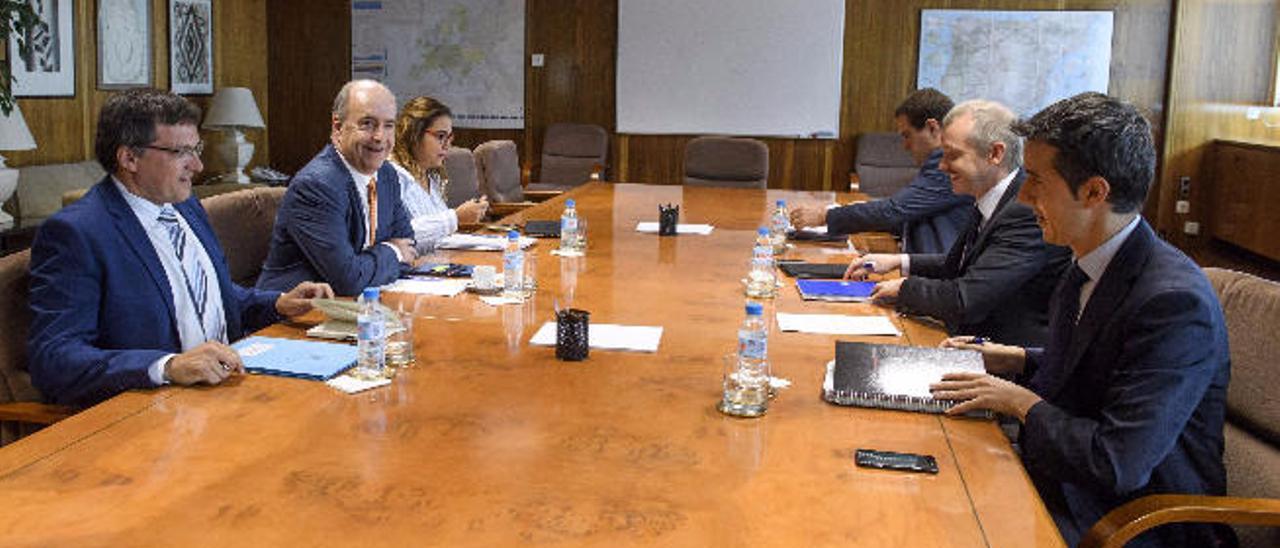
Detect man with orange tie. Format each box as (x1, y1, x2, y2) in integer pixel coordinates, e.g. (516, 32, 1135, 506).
(258, 79, 417, 296)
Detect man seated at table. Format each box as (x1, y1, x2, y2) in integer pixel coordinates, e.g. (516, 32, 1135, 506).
(27, 88, 332, 407)
(845, 100, 1070, 347)
(931, 93, 1233, 548)
(791, 88, 973, 254)
(257, 79, 417, 296)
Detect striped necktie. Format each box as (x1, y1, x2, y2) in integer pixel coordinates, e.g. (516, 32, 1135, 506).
(157, 206, 212, 335)
(367, 175, 378, 247)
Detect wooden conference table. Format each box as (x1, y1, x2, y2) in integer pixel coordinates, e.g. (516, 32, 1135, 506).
(0, 183, 1063, 547)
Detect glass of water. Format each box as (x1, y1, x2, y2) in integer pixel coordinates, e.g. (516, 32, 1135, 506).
(522, 249, 537, 298)
(385, 305, 415, 374)
(719, 353, 768, 418)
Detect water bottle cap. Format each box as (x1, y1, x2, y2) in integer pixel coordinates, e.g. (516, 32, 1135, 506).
(776, 200, 786, 207)
(757, 227, 769, 235)
(566, 199, 575, 208)
(745, 302, 763, 315)
(508, 230, 520, 239)
(362, 287, 380, 300)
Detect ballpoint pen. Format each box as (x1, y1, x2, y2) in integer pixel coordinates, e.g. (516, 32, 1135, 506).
(971, 337, 987, 345)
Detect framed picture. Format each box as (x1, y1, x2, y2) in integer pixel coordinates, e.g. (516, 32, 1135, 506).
(97, 0, 152, 89)
(9, 0, 77, 97)
(168, 0, 213, 95)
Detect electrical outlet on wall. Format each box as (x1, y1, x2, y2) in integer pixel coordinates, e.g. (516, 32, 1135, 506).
(1178, 176, 1192, 199)
(1184, 221, 1201, 236)
(1176, 200, 1190, 214)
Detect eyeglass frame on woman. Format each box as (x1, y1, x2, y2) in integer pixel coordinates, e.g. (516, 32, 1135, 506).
(425, 129, 453, 145)
(140, 141, 205, 159)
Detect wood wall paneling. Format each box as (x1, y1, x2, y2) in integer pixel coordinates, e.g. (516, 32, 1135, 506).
(266, 0, 351, 174)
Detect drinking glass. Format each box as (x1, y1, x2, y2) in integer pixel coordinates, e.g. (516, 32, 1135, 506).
(719, 353, 768, 417)
(384, 306, 415, 374)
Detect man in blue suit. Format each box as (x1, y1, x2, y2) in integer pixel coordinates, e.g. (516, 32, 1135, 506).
(790, 88, 973, 254)
(931, 93, 1232, 547)
(28, 89, 332, 408)
(257, 80, 417, 296)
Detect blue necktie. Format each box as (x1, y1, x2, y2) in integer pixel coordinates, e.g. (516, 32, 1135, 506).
(157, 206, 215, 339)
(1029, 263, 1090, 395)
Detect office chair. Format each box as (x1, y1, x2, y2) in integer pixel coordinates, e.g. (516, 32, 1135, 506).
(0, 250, 75, 447)
(683, 136, 769, 189)
(531, 122, 608, 191)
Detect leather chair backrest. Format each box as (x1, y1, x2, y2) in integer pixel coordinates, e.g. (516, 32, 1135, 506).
(443, 147, 480, 208)
(855, 132, 917, 198)
(1204, 267, 1280, 547)
(474, 140, 524, 202)
(202, 186, 287, 287)
(683, 136, 769, 189)
(539, 123, 608, 187)
(0, 250, 43, 445)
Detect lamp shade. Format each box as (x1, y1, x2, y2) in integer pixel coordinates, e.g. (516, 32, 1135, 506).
(202, 87, 265, 129)
(0, 104, 37, 151)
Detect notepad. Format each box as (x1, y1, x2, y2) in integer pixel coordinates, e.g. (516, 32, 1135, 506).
(233, 336, 357, 380)
(796, 279, 876, 302)
(776, 313, 900, 336)
(634, 222, 714, 235)
(779, 262, 848, 279)
(529, 322, 663, 352)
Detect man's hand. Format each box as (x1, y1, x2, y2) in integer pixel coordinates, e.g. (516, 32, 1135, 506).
(276, 281, 335, 317)
(164, 342, 245, 386)
(456, 196, 489, 224)
(930, 372, 1042, 421)
(871, 278, 904, 304)
(940, 336, 1027, 375)
(844, 253, 902, 279)
(388, 238, 419, 264)
(788, 204, 828, 229)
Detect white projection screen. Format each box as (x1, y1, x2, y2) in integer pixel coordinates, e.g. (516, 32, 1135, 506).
(616, 0, 845, 138)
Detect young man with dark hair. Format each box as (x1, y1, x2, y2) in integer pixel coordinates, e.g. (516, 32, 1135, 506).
(790, 88, 973, 254)
(931, 92, 1233, 547)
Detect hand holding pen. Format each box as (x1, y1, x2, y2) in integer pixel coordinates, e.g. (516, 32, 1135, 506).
(843, 253, 902, 280)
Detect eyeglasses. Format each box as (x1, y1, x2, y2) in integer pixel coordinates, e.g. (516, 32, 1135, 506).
(426, 130, 454, 144)
(142, 141, 205, 159)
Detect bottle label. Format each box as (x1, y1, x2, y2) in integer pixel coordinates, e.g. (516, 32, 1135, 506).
(738, 330, 767, 360)
(562, 217, 578, 232)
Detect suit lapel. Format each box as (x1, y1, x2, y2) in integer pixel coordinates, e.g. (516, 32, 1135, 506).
(324, 145, 368, 248)
(962, 171, 1025, 270)
(101, 180, 179, 327)
(1043, 220, 1154, 401)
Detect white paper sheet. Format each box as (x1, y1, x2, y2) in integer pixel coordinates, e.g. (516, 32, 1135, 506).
(382, 278, 469, 297)
(634, 222, 715, 235)
(775, 313, 900, 336)
(326, 374, 392, 394)
(529, 322, 664, 352)
(436, 233, 536, 251)
(479, 295, 525, 306)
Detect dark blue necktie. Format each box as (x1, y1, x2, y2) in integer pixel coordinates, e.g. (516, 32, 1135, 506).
(1030, 263, 1090, 395)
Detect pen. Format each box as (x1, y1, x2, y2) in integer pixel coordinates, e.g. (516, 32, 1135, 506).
(862, 261, 875, 273)
(971, 337, 987, 345)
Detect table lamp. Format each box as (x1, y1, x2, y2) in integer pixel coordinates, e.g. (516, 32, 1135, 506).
(0, 104, 37, 229)
(202, 87, 265, 184)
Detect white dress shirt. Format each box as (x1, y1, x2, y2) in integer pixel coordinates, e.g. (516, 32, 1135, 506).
(391, 161, 458, 253)
(1074, 215, 1142, 319)
(113, 177, 227, 385)
(334, 150, 405, 261)
(900, 168, 1018, 275)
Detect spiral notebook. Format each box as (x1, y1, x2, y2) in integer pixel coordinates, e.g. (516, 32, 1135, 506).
(822, 341, 991, 417)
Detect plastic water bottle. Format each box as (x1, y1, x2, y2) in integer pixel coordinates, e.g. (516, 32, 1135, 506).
(769, 199, 789, 254)
(729, 302, 770, 413)
(503, 230, 525, 298)
(354, 287, 386, 380)
(560, 199, 579, 252)
(745, 227, 777, 298)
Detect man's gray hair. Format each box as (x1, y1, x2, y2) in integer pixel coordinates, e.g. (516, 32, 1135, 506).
(331, 79, 395, 122)
(943, 99, 1023, 170)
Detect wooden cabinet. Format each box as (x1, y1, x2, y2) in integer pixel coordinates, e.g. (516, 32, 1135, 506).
(1210, 140, 1280, 261)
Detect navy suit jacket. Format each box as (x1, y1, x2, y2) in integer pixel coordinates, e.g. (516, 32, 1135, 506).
(27, 177, 282, 407)
(826, 149, 973, 254)
(897, 170, 1071, 346)
(256, 144, 413, 296)
(1021, 220, 1231, 547)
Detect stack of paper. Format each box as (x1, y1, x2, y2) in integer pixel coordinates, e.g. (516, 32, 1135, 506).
(436, 233, 536, 251)
(382, 278, 468, 297)
(529, 322, 664, 352)
(775, 313, 900, 336)
(634, 222, 715, 235)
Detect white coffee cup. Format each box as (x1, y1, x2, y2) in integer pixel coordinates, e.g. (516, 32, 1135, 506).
(472, 265, 497, 290)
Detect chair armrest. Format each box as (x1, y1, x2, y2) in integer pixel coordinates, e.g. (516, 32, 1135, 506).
(523, 190, 563, 202)
(1080, 494, 1280, 548)
(488, 202, 537, 220)
(0, 402, 76, 425)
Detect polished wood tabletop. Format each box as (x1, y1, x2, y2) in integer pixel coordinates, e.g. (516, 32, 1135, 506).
(0, 183, 1063, 547)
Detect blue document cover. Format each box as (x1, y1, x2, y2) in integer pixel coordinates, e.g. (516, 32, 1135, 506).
(796, 279, 876, 302)
(232, 336, 358, 380)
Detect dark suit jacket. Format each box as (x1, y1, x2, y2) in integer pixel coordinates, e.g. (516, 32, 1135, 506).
(1021, 220, 1231, 548)
(827, 149, 973, 254)
(256, 144, 413, 296)
(896, 170, 1071, 346)
(27, 177, 282, 407)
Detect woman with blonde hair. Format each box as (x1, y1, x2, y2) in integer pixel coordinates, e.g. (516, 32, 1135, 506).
(390, 96, 488, 252)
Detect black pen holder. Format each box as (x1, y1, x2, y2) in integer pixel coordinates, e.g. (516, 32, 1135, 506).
(658, 204, 680, 236)
(555, 309, 590, 361)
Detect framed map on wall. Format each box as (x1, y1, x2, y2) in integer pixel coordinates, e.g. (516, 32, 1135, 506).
(169, 0, 213, 95)
(10, 0, 76, 97)
(917, 10, 1113, 117)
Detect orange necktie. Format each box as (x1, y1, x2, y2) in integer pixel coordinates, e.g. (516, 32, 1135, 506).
(366, 175, 378, 247)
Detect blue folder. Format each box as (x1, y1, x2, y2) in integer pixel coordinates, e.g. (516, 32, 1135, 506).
(232, 336, 358, 380)
(796, 279, 877, 302)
